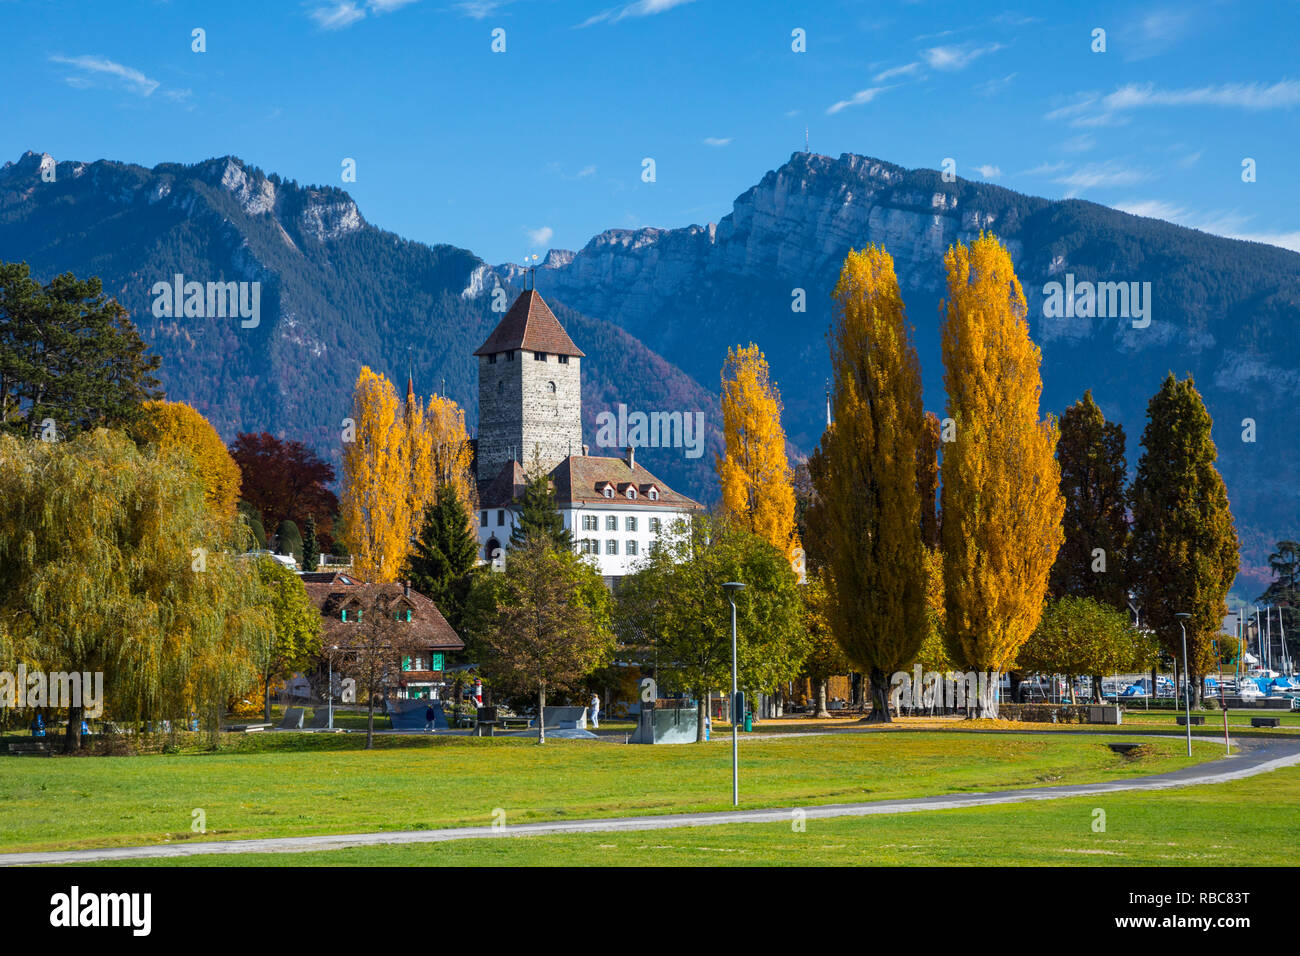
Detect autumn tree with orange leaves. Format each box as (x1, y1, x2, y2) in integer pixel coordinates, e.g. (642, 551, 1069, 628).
(939, 234, 1064, 715)
(716, 344, 798, 557)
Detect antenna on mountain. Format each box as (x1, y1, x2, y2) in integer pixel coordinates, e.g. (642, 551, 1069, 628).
(524, 253, 539, 291)
(805, 126, 810, 154)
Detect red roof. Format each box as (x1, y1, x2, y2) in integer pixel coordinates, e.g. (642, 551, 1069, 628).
(302, 572, 465, 652)
(474, 290, 585, 358)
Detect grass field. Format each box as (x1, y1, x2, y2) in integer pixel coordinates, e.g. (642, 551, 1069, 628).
(0, 730, 1219, 854)
(112, 762, 1300, 867)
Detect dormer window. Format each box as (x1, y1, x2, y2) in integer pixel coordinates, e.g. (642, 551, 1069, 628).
(649, 488, 659, 501)
(604, 487, 613, 498)
(626, 486, 637, 500)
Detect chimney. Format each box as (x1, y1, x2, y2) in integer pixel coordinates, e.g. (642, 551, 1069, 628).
(581, 443, 589, 457)
(403, 580, 410, 597)
(626, 445, 635, 470)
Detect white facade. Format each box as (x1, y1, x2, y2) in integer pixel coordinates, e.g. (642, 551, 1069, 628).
(476, 502, 694, 578)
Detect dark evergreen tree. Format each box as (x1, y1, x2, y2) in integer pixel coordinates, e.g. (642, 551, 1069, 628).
(405, 485, 480, 633)
(510, 468, 572, 551)
(1050, 390, 1130, 609)
(1130, 374, 1239, 706)
(301, 514, 320, 572)
(0, 262, 162, 437)
(275, 519, 303, 563)
(238, 500, 267, 551)
(1257, 539, 1300, 660)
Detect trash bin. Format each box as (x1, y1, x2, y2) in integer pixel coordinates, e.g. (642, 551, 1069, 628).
(744, 710, 753, 732)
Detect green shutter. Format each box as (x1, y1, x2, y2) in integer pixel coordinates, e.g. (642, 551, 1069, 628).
(430, 653, 444, 672)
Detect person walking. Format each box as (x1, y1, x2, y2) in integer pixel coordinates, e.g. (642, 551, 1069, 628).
(589, 692, 601, 729)
(424, 701, 436, 732)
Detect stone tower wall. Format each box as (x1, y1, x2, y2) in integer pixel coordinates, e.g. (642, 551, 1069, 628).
(477, 351, 582, 480)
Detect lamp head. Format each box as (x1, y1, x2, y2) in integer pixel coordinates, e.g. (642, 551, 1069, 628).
(722, 581, 746, 595)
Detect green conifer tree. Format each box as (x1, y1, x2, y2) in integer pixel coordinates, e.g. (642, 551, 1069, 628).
(1129, 373, 1239, 706)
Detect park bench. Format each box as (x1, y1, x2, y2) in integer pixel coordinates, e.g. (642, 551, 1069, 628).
(1176, 714, 1206, 726)
(6, 740, 51, 756)
(225, 723, 272, 733)
(1251, 716, 1282, 728)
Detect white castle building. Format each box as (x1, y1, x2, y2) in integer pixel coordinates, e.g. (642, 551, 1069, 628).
(473, 287, 701, 579)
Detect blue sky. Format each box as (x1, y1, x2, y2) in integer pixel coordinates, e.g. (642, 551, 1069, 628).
(3, 0, 1298, 264)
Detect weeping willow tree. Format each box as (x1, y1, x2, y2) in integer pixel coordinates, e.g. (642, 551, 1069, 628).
(0, 429, 266, 749)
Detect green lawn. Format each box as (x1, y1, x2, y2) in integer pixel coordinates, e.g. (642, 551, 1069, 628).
(118, 762, 1300, 867)
(0, 731, 1219, 854)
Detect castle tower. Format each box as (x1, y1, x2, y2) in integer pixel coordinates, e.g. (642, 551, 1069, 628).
(474, 289, 584, 481)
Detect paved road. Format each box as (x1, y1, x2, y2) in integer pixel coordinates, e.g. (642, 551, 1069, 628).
(3, 733, 1298, 866)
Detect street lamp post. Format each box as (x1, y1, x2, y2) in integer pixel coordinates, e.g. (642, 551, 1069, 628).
(328, 644, 339, 730)
(723, 582, 746, 807)
(1175, 613, 1192, 757)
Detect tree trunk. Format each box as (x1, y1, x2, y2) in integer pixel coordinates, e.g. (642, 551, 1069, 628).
(263, 669, 273, 723)
(538, 686, 546, 744)
(696, 695, 707, 743)
(64, 703, 83, 753)
(864, 668, 892, 723)
(366, 693, 375, 750)
(815, 678, 831, 718)
(1091, 673, 1104, 704)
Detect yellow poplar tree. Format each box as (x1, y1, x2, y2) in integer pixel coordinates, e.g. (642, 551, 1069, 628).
(422, 393, 478, 516)
(939, 233, 1064, 713)
(716, 343, 798, 556)
(129, 400, 242, 523)
(340, 367, 412, 581)
(809, 245, 926, 722)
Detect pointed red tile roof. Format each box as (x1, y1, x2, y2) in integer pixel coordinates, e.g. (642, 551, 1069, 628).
(474, 290, 585, 358)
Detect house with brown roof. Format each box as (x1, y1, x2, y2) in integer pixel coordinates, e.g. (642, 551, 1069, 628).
(301, 571, 465, 700)
(473, 285, 702, 580)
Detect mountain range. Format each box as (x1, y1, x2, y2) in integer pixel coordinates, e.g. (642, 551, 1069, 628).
(1, 148, 1295, 596)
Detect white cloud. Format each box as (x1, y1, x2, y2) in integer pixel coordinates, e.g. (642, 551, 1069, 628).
(703, 137, 732, 147)
(50, 55, 160, 96)
(921, 42, 1003, 71)
(826, 86, 890, 115)
(453, 0, 511, 17)
(1053, 161, 1148, 192)
(1119, 8, 1195, 61)
(874, 62, 921, 82)
(526, 226, 554, 247)
(308, 0, 421, 29)
(1061, 133, 1096, 153)
(1048, 81, 1300, 127)
(974, 72, 1016, 96)
(576, 165, 597, 178)
(578, 0, 695, 27)
(973, 164, 1002, 179)
(310, 1, 366, 29)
